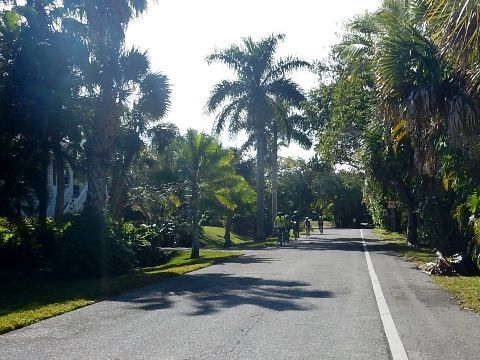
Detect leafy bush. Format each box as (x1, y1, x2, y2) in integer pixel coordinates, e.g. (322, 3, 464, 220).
(122, 222, 171, 267)
(0, 217, 62, 270)
(52, 211, 135, 278)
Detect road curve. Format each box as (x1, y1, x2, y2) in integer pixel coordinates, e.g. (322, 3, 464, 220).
(1, 228, 479, 359)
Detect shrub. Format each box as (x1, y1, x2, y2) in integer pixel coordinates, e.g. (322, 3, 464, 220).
(52, 211, 135, 278)
(0, 217, 62, 270)
(122, 222, 171, 267)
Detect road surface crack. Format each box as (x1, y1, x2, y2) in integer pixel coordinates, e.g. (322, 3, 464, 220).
(223, 312, 264, 359)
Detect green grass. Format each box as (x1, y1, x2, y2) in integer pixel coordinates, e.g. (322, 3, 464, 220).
(372, 228, 436, 265)
(372, 228, 480, 313)
(434, 276, 480, 312)
(201, 226, 251, 247)
(0, 250, 241, 334)
(201, 226, 277, 249)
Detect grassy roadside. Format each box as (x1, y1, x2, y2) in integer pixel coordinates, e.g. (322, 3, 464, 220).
(372, 228, 480, 313)
(0, 250, 241, 334)
(371, 228, 436, 266)
(201, 226, 277, 249)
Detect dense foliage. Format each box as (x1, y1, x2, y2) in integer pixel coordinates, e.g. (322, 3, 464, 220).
(3, 0, 480, 278)
(305, 0, 480, 270)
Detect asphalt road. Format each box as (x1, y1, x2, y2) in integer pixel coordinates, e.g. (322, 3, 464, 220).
(1, 228, 480, 359)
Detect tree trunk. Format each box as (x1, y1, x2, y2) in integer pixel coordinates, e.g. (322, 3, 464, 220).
(255, 125, 266, 241)
(38, 145, 49, 227)
(191, 180, 200, 258)
(54, 151, 65, 224)
(86, 150, 107, 212)
(224, 211, 232, 248)
(406, 207, 418, 245)
(271, 128, 278, 234)
(394, 180, 418, 246)
(86, 96, 119, 213)
(110, 150, 136, 218)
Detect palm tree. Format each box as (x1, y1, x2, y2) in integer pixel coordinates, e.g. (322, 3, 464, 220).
(0, 1, 83, 225)
(425, 0, 480, 95)
(206, 34, 309, 240)
(63, 0, 154, 213)
(175, 130, 237, 258)
(372, 1, 479, 156)
(109, 65, 171, 218)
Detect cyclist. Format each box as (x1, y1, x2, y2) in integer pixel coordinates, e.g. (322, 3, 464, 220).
(291, 210, 300, 240)
(304, 217, 311, 237)
(274, 211, 286, 246)
(318, 214, 324, 234)
(284, 214, 292, 243)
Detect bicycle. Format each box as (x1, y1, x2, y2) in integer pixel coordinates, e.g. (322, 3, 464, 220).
(285, 227, 291, 244)
(305, 225, 311, 237)
(277, 227, 286, 246)
(292, 221, 299, 240)
(304, 218, 311, 238)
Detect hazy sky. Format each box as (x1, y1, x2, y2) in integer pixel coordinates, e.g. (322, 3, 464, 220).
(126, 0, 381, 158)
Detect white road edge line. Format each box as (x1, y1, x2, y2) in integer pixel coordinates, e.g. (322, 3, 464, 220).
(361, 229, 409, 360)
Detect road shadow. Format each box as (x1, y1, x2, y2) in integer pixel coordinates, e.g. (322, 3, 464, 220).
(113, 273, 334, 316)
(275, 235, 408, 260)
(223, 254, 280, 264)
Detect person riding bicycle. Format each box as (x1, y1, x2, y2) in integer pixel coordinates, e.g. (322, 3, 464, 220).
(274, 211, 286, 246)
(304, 217, 311, 237)
(291, 210, 300, 240)
(318, 214, 324, 234)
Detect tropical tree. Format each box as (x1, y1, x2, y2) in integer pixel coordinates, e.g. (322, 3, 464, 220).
(109, 68, 171, 218)
(268, 100, 311, 230)
(361, 120, 419, 243)
(175, 130, 240, 258)
(0, 2, 83, 224)
(425, 0, 480, 95)
(63, 0, 158, 213)
(215, 169, 255, 247)
(206, 34, 309, 240)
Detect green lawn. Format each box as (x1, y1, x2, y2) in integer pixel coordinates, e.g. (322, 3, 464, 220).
(372, 228, 480, 313)
(201, 226, 277, 249)
(0, 250, 241, 334)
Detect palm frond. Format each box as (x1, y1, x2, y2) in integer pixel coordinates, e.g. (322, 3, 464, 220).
(138, 72, 171, 120)
(265, 56, 311, 84)
(267, 78, 305, 106)
(426, 0, 480, 93)
(205, 46, 247, 73)
(206, 80, 245, 113)
(121, 47, 150, 83)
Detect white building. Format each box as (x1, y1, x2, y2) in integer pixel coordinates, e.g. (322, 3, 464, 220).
(23, 153, 88, 217)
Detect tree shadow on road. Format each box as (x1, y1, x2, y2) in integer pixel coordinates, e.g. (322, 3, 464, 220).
(282, 236, 408, 259)
(114, 272, 334, 316)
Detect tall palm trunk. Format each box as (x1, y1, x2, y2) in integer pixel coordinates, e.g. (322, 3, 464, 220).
(38, 142, 50, 227)
(191, 179, 200, 258)
(271, 127, 278, 233)
(224, 210, 232, 247)
(86, 90, 119, 212)
(54, 151, 65, 223)
(110, 150, 136, 218)
(255, 123, 266, 241)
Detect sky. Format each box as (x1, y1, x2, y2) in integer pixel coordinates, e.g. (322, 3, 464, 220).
(126, 0, 381, 159)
